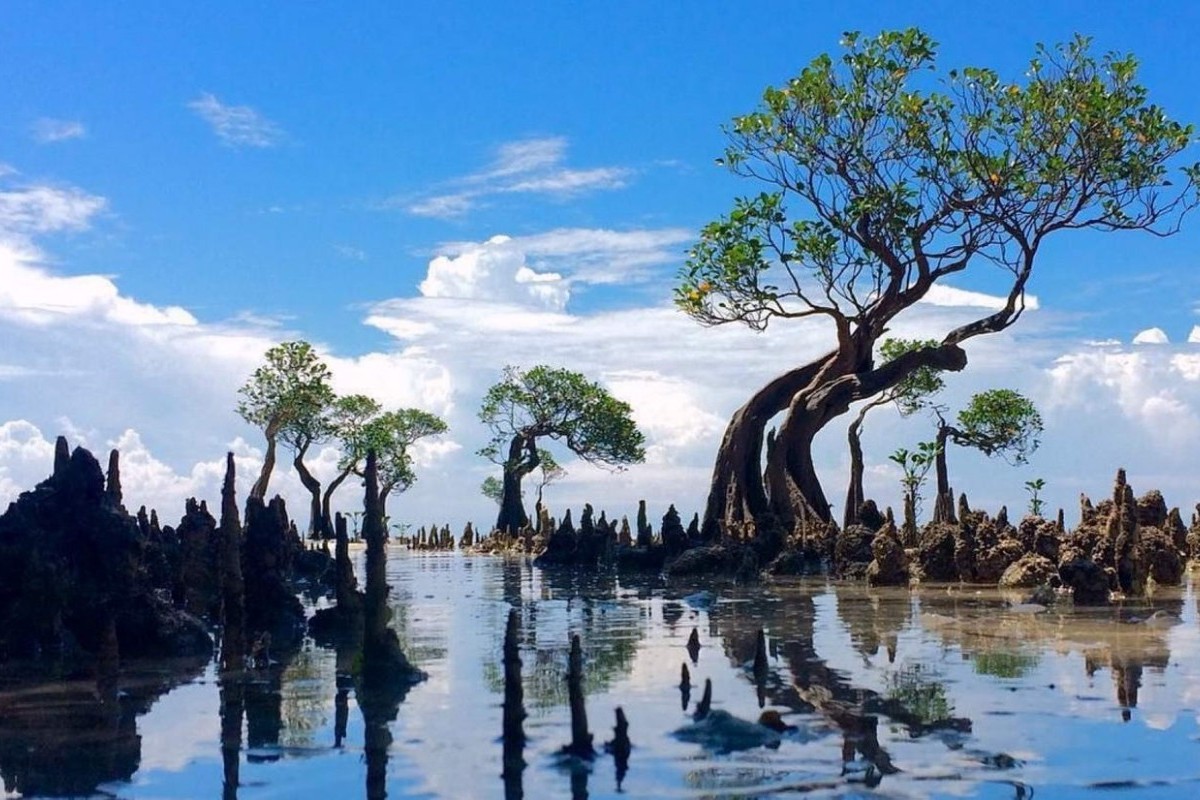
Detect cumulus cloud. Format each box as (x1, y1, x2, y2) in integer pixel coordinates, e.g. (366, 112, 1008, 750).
(438, 227, 693, 286)
(0, 420, 56, 502)
(188, 93, 283, 148)
(402, 136, 630, 218)
(6, 188, 1200, 537)
(418, 235, 571, 311)
(1046, 347, 1200, 446)
(1133, 327, 1169, 344)
(0, 242, 196, 327)
(922, 283, 1040, 311)
(31, 118, 87, 144)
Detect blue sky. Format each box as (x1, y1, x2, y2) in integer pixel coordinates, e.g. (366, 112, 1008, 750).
(2, 2, 1200, 530)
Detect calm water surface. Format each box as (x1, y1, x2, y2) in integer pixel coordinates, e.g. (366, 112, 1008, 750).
(3, 553, 1200, 799)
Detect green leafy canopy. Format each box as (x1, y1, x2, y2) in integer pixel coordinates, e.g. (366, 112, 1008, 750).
(676, 29, 1198, 332)
(954, 388, 1042, 464)
(478, 365, 646, 469)
(237, 340, 335, 444)
(879, 337, 945, 415)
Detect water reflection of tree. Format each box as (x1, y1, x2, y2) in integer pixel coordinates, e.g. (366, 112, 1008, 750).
(709, 590, 903, 775)
(475, 562, 649, 712)
(483, 597, 643, 711)
(275, 645, 335, 749)
(709, 586, 981, 783)
(386, 586, 448, 664)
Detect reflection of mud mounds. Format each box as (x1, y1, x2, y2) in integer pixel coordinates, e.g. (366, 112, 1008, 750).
(0, 656, 208, 797)
(919, 590, 1180, 712)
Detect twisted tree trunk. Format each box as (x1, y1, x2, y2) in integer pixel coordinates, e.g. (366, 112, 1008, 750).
(321, 467, 353, 539)
(293, 445, 322, 539)
(496, 435, 538, 536)
(249, 425, 278, 500)
(843, 398, 887, 529)
(764, 343, 970, 554)
(932, 424, 956, 524)
(699, 355, 834, 542)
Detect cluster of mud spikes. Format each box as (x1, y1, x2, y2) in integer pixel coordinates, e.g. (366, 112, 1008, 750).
(0, 437, 345, 666)
(813, 469, 1190, 604)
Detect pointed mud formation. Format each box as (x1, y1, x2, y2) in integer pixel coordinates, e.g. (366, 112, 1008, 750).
(242, 494, 305, 651)
(353, 450, 424, 798)
(359, 451, 423, 684)
(693, 678, 713, 721)
(105, 448, 124, 510)
(0, 440, 211, 662)
(680, 662, 692, 711)
(218, 453, 246, 672)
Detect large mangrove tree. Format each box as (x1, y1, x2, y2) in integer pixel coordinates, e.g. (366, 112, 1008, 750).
(479, 365, 644, 536)
(677, 29, 1197, 552)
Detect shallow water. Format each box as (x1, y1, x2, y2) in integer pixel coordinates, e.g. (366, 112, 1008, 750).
(4, 553, 1200, 799)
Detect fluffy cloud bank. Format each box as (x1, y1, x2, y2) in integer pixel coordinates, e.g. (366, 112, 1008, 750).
(4, 207, 1200, 533)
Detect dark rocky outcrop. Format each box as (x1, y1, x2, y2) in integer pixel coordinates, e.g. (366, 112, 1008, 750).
(660, 504, 688, 557)
(635, 500, 652, 548)
(998, 554, 1057, 588)
(1058, 550, 1110, 605)
(866, 523, 909, 586)
(666, 545, 738, 576)
(242, 495, 306, 651)
(175, 498, 220, 619)
(831, 524, 874, 579)
(916, 522, 959, 582)
(1056, 470, 1186, 602)
(0, 440, 211, 662)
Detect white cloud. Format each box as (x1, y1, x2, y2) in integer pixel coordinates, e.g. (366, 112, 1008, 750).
(8, 206, 1200, 538)
(1133, 327, 1169, 344)
(31, 118, 87, 143)
(0, 242, 196, 327)
(0, 184, 106, 237)
(406, 193, 474, 218)
(438, 227, 693, 286)
(1045, 345, 1200, 471)
(479, 137, 567, 179)
(0, 420, 56, 503)
(418, 235, 570, 311)
(922, 283, 1040, 311)
(403, 136, 632, 218)
(187, 93, 283, 148)
(603, 370, 727, 464)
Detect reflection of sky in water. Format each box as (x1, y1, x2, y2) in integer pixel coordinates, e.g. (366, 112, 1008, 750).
(5, 557, 1200, 798)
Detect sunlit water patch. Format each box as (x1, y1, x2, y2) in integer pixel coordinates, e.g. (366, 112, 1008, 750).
(3, 554, 1200, 798)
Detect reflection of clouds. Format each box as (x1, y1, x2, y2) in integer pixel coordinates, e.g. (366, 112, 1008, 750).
(135, 666, 221, 773)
